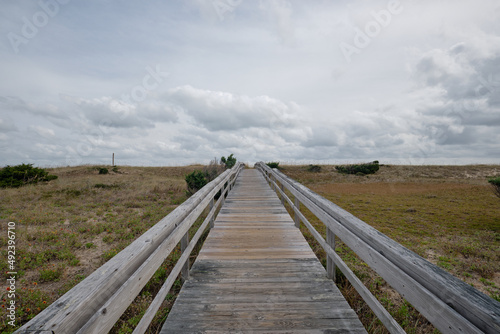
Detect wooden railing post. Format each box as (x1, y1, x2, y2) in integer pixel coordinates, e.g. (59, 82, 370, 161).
(327, 228, 336, 282)
(293, 197, 300, 228)
(279, 183, 285, 205)
(209, 198, 215, 229)
(181, 232, 189, 282)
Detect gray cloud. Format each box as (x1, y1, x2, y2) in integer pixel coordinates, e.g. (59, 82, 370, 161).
(167, 85, 300, 131)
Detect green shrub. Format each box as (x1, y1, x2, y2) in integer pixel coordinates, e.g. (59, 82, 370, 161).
(221, 154, 237, 169)
(488, 177, 500, 198)
(307, 164, 322, 173)
(185, 170, 207, 195)
(266, 162, 280, 169)
(0, 163, 58, 188)
(335, 161, 380, 176)
(98, 168, 109, 175)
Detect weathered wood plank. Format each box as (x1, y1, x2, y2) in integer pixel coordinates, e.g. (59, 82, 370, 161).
(161, 169, 366, 333)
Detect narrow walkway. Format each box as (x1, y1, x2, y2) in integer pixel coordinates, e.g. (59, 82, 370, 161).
(161, 169, 366, 333)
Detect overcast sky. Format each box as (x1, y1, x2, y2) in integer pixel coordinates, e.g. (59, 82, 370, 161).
(1, 0, 499, 167)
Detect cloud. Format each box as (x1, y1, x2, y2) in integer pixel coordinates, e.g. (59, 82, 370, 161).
(259, 0, 296, 45)
(29, 125, 55, 139)
(167, 85, 300, 131)
(0, 117, 18, 133)
(66, 96, 178, 130)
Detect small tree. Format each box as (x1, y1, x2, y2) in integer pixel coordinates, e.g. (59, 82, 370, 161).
(221, 154, 237, 169)
(488, 177, 500, 198)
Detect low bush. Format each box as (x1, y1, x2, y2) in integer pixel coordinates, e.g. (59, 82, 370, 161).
(307, 165, 322, 173)
(98, 168, 109, 175)
(185, 170, 207, 195)
(267, 162, 280, 169)
(0, 163, 58, 188)
(335, 161, 380, 176)
(488, 177, 500, 198)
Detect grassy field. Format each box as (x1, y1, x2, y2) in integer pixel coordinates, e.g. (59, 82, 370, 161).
(280, 164, 500, 333)
(0, 165, 205, 333)
(0, 163, 499, 333)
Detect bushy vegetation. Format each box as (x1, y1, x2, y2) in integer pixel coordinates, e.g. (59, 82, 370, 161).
(0, 164, 58, 188)
(98, 167, 108, 175)
(267, 162, 280, 169)
(488, 177, 500, 198)
(185, 157, 232, 195)
(221, 154, 237, 169)
(335, 161, 379, 176)
(307, 164, 322, 173)
(185, 170, 208, 195)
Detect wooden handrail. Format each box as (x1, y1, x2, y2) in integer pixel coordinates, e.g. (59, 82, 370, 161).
(255, 162, 500, 334)
(16, 163, 244, 334)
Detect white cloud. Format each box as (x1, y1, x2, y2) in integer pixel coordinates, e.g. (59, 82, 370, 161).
(167, 85, 300, 131)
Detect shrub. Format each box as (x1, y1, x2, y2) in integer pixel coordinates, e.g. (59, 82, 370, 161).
(335, 161, 380, 176)
(488, 177, 500, 198)
(98, 168, 109, 175)
(221, 154, 237, 169)
(203, 158, 226, 182)
(266, 162, 280, 169)
(0, 163, 58, 188)
(185, 170, 207, 195)
(307, 164, 322, 173)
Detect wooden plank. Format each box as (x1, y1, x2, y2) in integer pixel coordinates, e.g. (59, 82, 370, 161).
(161, 169, 366, 333)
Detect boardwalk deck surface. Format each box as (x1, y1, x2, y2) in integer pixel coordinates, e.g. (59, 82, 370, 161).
(161, 169, 366, 333)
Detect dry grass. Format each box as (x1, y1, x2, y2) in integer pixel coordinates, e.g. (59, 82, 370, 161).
(0, 165, 205, 333)
(1, 163, 498, 333)
(280, 164, 500, 333)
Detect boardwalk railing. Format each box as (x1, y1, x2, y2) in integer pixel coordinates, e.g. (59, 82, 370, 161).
(255, 162, 500, 334)
(16, 163, 244, 334)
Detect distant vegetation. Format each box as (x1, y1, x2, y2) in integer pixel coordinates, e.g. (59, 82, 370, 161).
(266, 162, 280, 169)
(488, 177, 500, 198)
(307, 164, 322, 173)
(335, 161, 380, 176)
(185, 155, 237, 195)
(221, 154, 237, 169)
(0, 163, 58, 188)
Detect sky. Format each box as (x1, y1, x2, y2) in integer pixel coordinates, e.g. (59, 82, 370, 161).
(1, 0, 500, 167)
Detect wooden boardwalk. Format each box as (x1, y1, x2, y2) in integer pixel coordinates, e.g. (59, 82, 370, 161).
(161, 169, 366, 333)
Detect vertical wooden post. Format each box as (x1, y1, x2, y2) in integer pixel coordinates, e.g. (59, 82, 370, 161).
(209, 198, 215, 229)
(293, 197, 300, 228)
(112, 153, 114, 166)
(327, 228, 336, 282)
(279, 183, 285, 205)
(181, 232, 189, 282)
